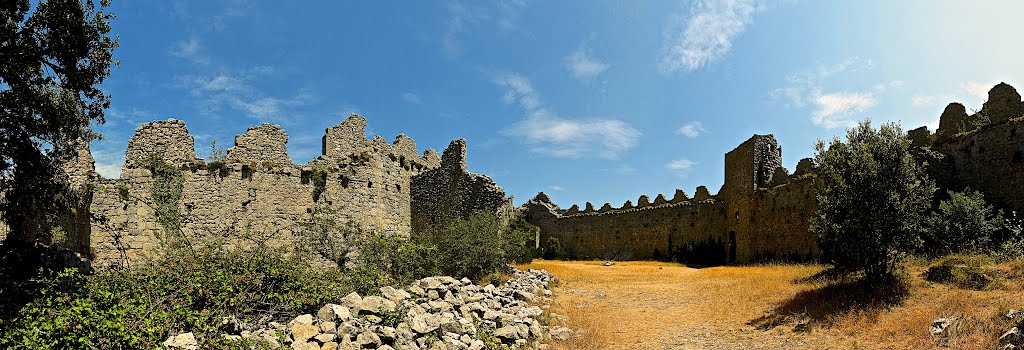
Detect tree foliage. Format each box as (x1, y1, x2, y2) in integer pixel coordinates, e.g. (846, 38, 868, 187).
(811, 120, 935, 282)
(925, 190, 1003, 256)
(0, 0, 118, 241)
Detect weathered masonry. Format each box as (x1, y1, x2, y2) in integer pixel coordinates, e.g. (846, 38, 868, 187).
(523, 135, 818, 263)
(524, 82, 1024, 264)
(52, 114, 508, 269)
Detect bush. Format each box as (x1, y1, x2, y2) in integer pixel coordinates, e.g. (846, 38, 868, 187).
(996, 212, 1024, 261)
(0, 244, 350, 349)
(811, 120, 935, 283)
(923, 255, 997, 290)
(345, 230, 438, 295)
(414, 213, 535, 281)
(924, 190, 1003, 256)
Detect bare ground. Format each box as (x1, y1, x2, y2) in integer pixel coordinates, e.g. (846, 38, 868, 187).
(518, 260, 1024, 350)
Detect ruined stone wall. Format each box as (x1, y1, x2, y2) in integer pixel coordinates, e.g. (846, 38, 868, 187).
(86, 114, 446, 268)
(525, 194, 728, 261)
(932, 120, 1024, 213)
(920, 82, 1024, 214)
(731, 176, 819, 262)
(226, 123, 292, 165)
(524, 134, 819, 263)
(410, 139, 508, 232)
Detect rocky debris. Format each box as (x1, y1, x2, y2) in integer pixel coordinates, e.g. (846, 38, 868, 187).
(1000, 309, 1024, 349)
(204, 269, 560, 349)
(931, 317, 961, 345)
(163, 332, 198, 350)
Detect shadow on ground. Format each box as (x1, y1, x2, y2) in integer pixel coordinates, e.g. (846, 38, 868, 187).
(748, 269, 911, 332)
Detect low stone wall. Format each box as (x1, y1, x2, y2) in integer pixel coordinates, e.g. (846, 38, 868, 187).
(163, 269, 564, 350)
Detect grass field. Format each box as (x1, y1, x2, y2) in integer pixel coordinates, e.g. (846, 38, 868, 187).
(517, 259, 1024, 350)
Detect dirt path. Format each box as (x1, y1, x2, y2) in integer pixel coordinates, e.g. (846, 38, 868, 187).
(520, 260, 1023, 350)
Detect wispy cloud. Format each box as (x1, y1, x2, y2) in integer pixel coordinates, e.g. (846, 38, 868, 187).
(442, 1, 528, 58)
(402, 92, 422, 104)
(176, 67, 312, 121)
(911, 81, 996, 109)
(768, 57, 900, 128)
(659, 0, 759, 73)
(169, 37, 208, 65)
(548, 185, 565, 192)
(565, 46, 610, 80)
(665, 158, 697, 177)
(675, 121, 707, 138)
(494, 72, 640, 159)
(812, 92, 876, 129)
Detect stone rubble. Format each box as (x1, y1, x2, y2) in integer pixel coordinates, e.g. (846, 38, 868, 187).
(164, 269, 569, 350)
(1000, 309, 1024, 349)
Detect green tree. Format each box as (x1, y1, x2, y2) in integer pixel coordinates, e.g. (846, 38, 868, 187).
(0, 0, 118, 242)
(925, 190, 1002, 256)
(811, 120, 935, 282)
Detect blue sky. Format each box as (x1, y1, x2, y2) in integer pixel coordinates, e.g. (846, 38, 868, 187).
(94, 0, 1024, 208)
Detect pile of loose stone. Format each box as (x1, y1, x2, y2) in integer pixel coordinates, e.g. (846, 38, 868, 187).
(164, 269, 572, 350)
(1000, 309, 1024, 349)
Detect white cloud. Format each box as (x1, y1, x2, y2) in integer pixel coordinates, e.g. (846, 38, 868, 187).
(565, 47, 610, 80)
(768, 57, 894, 128)
(910, 81, 997, 109)
(659, 0, 758, 73)
(963, 81, 991, 101)
(176, 68, 310, 121)
(548, 185, 565, 192)
(767, 57, 875, 107)
(169, 37, 207, 65)
(811, 92, 875, 129)
(665, 158, 697, 177)
(494, 73, 640, 159)
(91, 148, 124, 179)
(402, 92, 421, 104)
(443, 1, 527, 58)
(675, 121, 707, 138)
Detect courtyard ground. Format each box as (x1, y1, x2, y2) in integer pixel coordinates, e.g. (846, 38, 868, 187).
(517, 260, 1024, 350)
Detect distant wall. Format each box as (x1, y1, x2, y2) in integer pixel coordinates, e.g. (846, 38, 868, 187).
(525, 196, 728, 261)
(524, 134, 819, 264)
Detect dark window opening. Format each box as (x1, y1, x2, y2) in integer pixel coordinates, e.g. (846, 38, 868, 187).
(300, 170, 312, 184)
(340, 176, 350, 188)
(241, 165, 253, 180)
(367, 181, 373, 188)
(395, 184, 401, 192)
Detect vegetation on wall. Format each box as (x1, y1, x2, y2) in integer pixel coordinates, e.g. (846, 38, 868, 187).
(142, 153, 185, 240)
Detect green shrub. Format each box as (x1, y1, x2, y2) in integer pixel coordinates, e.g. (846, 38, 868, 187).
(0, 244, 349, 349)
(923, 255, 997, 290)
(996, 212, 1024, 261)
(414, 213, 534, 281)
(811, 120, 935, 283)
(924, 190, 1003, 256)
(542, 237, 563, 260)
(346, 230, 438, 295)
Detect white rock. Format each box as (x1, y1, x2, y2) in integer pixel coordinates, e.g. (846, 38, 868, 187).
(162, 332, 198, 350)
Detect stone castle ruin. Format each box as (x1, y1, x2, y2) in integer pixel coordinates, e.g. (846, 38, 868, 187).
(522, 82, 1024, 263)
(2, 83, 1022, 267)
(26, 114, 508, 269)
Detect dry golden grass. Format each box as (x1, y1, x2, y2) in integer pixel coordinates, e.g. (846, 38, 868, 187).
(517, 259, 1024, 350)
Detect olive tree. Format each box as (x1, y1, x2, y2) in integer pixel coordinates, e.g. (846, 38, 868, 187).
(811, 120, 935, 282)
